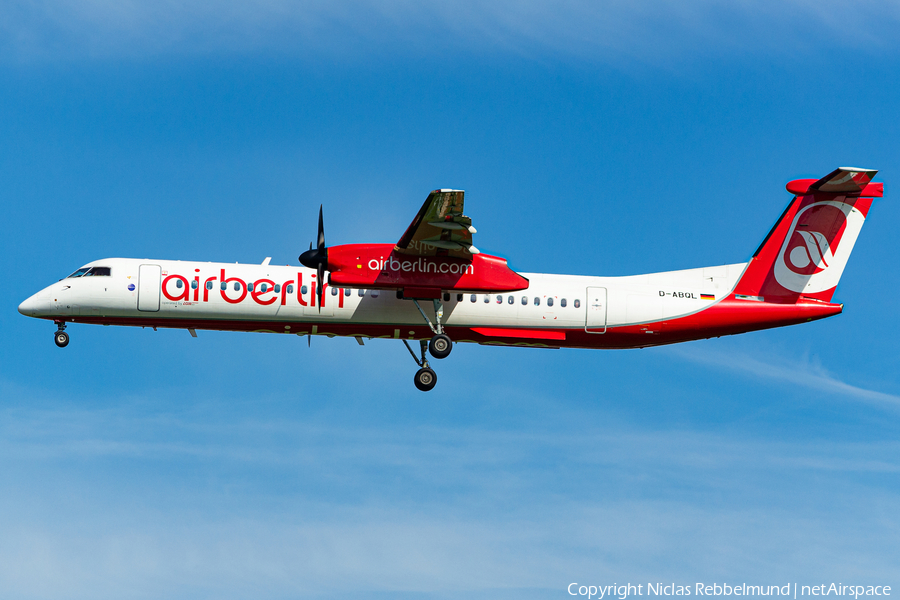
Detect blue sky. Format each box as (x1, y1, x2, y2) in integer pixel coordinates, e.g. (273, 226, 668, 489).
(2, 2, 900, 598)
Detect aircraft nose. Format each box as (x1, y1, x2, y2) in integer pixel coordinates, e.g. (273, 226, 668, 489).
(18, 295, 37, 316)
(18, 293, 47, 317)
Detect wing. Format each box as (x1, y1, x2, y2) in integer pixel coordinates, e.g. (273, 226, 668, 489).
(394, 189, 479, 258)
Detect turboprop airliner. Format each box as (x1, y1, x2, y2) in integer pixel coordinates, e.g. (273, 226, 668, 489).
(19, 167, 884, 391)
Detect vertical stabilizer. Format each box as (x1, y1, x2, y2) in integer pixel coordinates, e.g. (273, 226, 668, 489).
(733, 167, 881, 303)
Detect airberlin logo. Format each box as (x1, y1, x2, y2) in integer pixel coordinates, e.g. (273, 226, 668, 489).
(774, 201, 864, 294)
(783, 205, 844, 276)
(367, 256, 474, 275)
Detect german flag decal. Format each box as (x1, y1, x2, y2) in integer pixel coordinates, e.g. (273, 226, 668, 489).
(700, 294, 715, 300)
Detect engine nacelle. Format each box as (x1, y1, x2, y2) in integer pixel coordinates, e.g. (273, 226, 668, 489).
(326, 244, 528, 297)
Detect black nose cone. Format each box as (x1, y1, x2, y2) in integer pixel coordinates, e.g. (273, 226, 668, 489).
(299, 247, 327, 269)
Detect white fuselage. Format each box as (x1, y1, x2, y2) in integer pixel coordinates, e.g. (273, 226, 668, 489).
(19, 257, 746, 335)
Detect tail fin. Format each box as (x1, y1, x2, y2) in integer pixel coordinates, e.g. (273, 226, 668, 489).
(734, 167, 882, 303)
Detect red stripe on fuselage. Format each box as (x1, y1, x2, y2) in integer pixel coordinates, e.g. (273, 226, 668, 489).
(41, 296, 841, 350)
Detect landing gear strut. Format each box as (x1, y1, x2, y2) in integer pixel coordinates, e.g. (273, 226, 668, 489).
(404, 339, 437, 392)
(54, 321, 69, 348)
(411, 298, 453, 360)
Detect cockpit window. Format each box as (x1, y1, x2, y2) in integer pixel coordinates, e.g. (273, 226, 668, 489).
(67, 266, 111, 278)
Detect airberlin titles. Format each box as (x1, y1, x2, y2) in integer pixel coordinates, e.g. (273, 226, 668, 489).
(366, 255, 475, 275)
(161, 268, 332, 307)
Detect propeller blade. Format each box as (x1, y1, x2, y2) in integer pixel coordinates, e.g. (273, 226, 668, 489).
(299, 206, 328, 271)
(317, 205, 325, 250)
(299, 205, 329, 307)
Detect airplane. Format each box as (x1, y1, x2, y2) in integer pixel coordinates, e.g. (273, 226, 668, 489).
(19, 167, 884, 391)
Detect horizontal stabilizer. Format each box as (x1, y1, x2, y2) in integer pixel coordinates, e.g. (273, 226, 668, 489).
(813, 167, 877, 193)
(786, 167, 880, 197)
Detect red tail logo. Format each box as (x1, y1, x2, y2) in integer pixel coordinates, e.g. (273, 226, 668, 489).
(782, 203, 847, 276)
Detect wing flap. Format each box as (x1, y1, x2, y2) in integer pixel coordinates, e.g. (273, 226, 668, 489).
(395, 189, 477, 258)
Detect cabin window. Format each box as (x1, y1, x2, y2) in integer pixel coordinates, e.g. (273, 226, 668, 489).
(471, 294, 477, 302)
(234, 282, 241, 291)
(206, 281, 213, 290)
(248, 282, 255, 292)
(345, 288, 351, 297)
(220, 282, 227, 290)
(260, 283, 268, 293)
(331, 287, 338, 296)
(456, 294, 463, 302)
(561, 298, 567, 308)
(484, 295, 490, 303)
(534, 297, 540, 306)
(521, 296, 527, 305)
(574, 299, 581, 308)
(508, 296, 514, 305)
(371, 290, 379, 297)
(301, 285, 308, 294)
(358, 289, 365, 297)
(443, 293, 450, 302)
(547, 297, 554, 307)
(191, 280, 198, 290)
(286, 285, 293, 294)
(176, 279, 183, 288)
(274, 284, 281, 293)
(496, 295, 502, 304)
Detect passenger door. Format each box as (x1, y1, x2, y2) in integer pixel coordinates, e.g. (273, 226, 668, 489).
(585, 286, 607, 333)
(138, 264, 161, 312)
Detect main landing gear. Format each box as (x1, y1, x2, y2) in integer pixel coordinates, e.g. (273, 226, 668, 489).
(404, 297, 454, 391)
(410, 298, 453, 360)
(404, 339, 438, 392)
(54, 321, 69, 348)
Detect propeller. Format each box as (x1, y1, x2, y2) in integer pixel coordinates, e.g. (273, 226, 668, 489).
(299, 205, 328, 311)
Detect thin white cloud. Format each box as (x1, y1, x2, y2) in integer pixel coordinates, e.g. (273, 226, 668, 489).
(1, 379, 900, 597)
(669, 344, 900, 409)
(1, 0, 899, 64)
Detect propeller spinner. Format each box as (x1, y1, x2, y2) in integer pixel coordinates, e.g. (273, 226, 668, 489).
(298, 205, 328, 310)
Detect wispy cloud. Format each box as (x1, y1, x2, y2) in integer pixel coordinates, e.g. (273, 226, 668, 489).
(1, 377, 900, 597)
(669, 344, 900, 409)
(2, 0, 899, 64)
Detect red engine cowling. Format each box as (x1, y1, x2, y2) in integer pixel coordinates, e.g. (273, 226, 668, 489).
(326, 244, 528, 298)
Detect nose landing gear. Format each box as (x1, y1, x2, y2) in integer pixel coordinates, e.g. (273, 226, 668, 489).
(54, 322, 69, 348)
